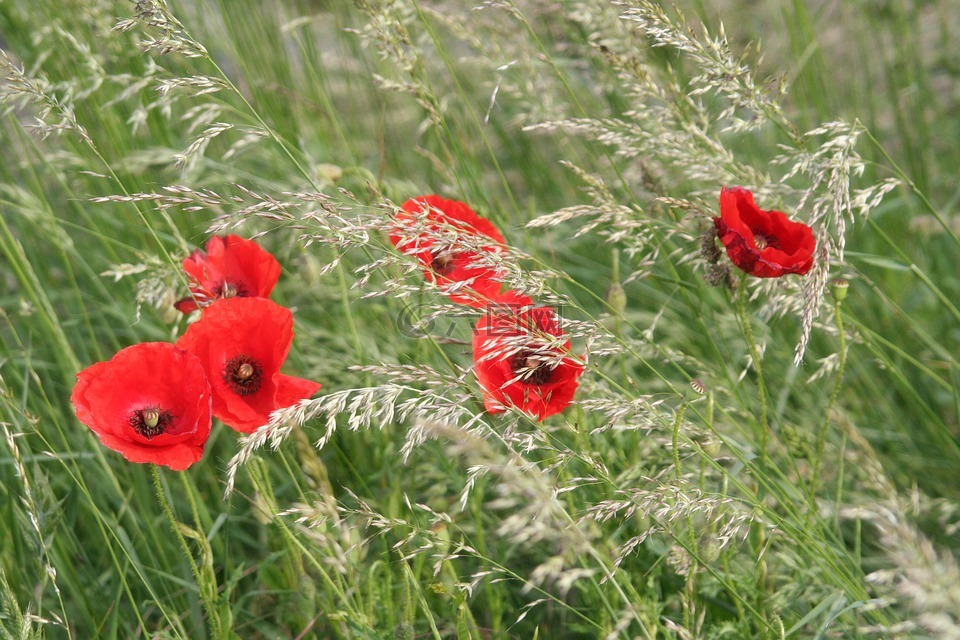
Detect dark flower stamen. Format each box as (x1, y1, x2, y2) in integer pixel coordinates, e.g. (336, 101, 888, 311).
(213, 280, 248, 299)
(223, 355, 263, 396)
(510, 349, 554, 386)
(430, 253, 456, 276)
(129, 406, 173, 439)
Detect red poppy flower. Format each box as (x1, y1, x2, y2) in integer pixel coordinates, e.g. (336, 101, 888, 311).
(71, 342, 212, 471)
(175, 297, 321, 433)
(714, 187, 816, 278)
(389, 195, 506, 308)
(175, 235, 282, 314)
(472, 291, 584, 420)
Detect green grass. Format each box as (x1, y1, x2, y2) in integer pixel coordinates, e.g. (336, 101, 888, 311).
(1, 0, 959, 638)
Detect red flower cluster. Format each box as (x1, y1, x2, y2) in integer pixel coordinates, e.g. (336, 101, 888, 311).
(389, 195, 506, 308)
(390, 197, 584, 420)
(72, 237, 319, 470)
(714, 187, 815, 278)
(79, 185, 819, 466)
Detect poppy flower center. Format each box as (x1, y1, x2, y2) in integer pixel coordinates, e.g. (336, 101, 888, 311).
(753, 233, 776, 251)
(129, 406, 173, 439)
(430, 253, 457, 276)
(223, 355, 263, 396)
(213, 280, 248, 299)
(510, 349, 555, 386)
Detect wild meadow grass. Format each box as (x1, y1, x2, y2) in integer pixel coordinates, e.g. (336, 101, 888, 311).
(1, 0, 959, 638)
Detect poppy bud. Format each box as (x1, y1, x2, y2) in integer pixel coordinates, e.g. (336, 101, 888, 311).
(293, 576, 317, 624)
(698, 536, 721, 563)
(605, 281, 627, 314)
(695, 433, 721, 458)
(700, 226, 722, 264)
(299, 253, 325, 286)
(160, 289, 181, 324)
(315, 163, 343, 185)
(704, 264, 737, 290)
(218, 603, 233, 634)
(393, 622, 414, 640)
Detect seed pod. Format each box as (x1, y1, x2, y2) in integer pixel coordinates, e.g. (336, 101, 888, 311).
(831, 278, 849, 302)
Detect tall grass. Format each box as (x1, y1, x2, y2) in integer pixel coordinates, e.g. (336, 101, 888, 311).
(1, 0, 958, 638)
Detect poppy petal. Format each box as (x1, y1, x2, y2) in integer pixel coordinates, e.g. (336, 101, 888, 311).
(176, 235, 282, 314)
(70, 343, 212, 471)
(275, 375, 322, 409)
(715, 187, 815, 278)
(471, 293, 583, 420)
(390, 195, 506, 306)
(176, 297, 320, 434)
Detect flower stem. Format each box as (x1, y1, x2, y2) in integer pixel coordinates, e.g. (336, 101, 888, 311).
(151, 465, 221, 639)
(735, 277, 772, 633)
(673, 401, 688, 482)
(736, 276, 768, 465)
(812, 296, 847, 494)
